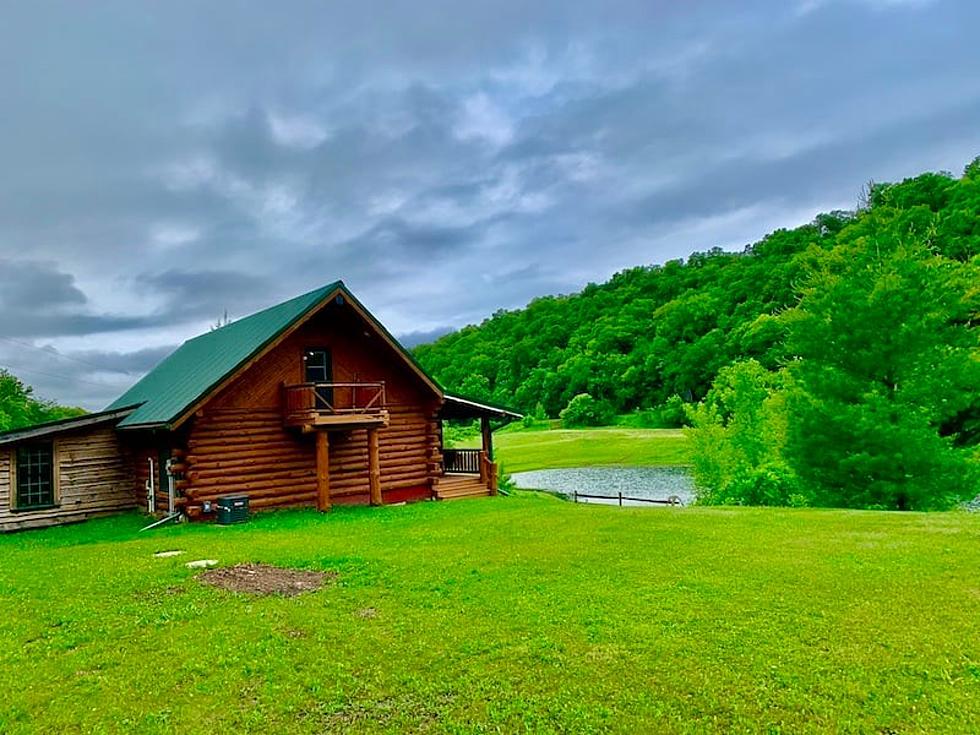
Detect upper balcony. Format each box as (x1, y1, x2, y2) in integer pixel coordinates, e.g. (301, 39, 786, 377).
(282, 381, 389, 430)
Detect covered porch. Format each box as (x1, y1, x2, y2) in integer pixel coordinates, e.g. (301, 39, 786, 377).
(434, 394, 522, 500)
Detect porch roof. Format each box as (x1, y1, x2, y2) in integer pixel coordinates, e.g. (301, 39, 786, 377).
(440, 394, 522, 421)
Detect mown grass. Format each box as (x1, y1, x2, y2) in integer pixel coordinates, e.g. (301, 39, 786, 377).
(1, 498, 978, 733)
(461, 425, 691, 472)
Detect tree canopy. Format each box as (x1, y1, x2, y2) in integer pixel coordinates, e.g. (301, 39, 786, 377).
(0, 370, 86, 433)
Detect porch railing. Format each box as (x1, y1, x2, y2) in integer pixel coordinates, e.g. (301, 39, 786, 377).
(282, 382, 386, 424)
(443, 448, 482, 474)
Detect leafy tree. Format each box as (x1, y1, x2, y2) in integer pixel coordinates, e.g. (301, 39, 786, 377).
(0, 370, 86, 433)
(687, 361, 801, 506)
(782, 206, 980, 510)
(559, 393, 614, 427)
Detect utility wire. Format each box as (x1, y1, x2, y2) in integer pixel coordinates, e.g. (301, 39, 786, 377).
(0, 335, 131, 374)
(0, 362, 119, 389)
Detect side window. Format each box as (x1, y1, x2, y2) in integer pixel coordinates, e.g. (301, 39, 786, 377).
(15, 442, 56, 509)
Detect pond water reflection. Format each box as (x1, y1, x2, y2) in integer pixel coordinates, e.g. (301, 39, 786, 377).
(510, 466, 695, 506)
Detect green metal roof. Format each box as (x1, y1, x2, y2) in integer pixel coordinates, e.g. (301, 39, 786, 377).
(108, 281, 342, 428)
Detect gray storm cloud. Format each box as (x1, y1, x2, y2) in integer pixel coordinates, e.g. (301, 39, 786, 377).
(0, 0, 977, 408)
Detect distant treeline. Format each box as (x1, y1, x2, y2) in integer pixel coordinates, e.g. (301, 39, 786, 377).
(0, 370, 85, 433)
(417, 159, 980, 509)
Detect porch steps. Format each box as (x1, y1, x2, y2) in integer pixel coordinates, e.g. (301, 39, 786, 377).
(434, 474, 491, 501)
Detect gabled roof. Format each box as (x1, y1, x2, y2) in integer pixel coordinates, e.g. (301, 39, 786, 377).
(0, 406, 136, 447)
(107, 280, 440, 430)
(108, 281, 340, 428)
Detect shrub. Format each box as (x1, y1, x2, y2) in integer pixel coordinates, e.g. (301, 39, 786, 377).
(659, 395, 689, 428)
(686, 360, 802, 506)
(559, 393, 615, 427)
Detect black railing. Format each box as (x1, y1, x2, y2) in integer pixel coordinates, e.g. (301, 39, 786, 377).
(443, 448, 482, 474)
(572, 491, 684, 506)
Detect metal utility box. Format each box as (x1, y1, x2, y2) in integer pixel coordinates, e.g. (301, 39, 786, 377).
(216, 495, 249, 525)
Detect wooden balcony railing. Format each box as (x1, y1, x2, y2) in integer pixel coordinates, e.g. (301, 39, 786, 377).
(282, 382, 387, 427)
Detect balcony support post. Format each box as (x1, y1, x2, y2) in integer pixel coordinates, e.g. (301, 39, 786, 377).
(368, 427, 383, 506)
(316, 430, 331, 512)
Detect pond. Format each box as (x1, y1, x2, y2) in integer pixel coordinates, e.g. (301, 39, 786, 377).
(510, 466, 695, 507)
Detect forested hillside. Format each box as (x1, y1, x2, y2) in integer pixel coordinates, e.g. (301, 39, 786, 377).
(417, 159, 980, 509)
(416, 213, 847, 418)
(415, 162, 980, 421)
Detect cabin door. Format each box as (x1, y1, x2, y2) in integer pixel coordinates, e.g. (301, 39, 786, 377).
(304, 348, 333, 408)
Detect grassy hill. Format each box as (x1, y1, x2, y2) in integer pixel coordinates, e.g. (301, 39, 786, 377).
(458, 424, 691, 473)
(1, 501, 978, 733)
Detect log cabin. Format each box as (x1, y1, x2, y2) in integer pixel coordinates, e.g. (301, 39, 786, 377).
(0, 281, 520, 532)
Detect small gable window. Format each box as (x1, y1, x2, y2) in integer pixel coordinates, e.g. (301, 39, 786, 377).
(14, 442, 56, 510)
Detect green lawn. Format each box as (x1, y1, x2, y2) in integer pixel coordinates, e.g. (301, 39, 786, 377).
(461, 426, 690, 472)
(1, 499, 978, 733)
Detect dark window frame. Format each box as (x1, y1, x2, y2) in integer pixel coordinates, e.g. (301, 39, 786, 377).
(303, 347, 333, 408)
(303, 347, 332, 384)
(11, 441, 59, 512)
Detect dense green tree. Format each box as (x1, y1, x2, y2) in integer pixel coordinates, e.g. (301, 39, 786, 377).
(0, 370, 85, 432)
(415, 220, 839, 416)
(782, 207, 980, 509)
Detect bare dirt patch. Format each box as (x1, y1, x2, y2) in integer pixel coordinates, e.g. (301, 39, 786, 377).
(198, 563, 333, 597)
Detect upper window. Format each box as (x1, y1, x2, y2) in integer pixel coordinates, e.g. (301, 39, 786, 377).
(304, 348, 333, 408)
(15, 442, 56, 509)
(304, 348, 332, 383)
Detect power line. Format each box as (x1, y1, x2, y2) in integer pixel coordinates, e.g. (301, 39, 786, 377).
(0, 335, 131, 374)
(0, 362, 121, 389)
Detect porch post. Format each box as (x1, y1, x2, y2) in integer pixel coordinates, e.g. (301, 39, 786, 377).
(481, 415, 493, 461)
(368, 427, 383, 506)
(316, 430, 331, 511)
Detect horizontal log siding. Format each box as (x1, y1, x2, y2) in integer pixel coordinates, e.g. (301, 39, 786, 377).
(0, 427, 137, 532)
(183, 405, 438, 513)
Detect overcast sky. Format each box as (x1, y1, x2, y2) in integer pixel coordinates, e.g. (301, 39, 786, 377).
(1, 0, 978, 409)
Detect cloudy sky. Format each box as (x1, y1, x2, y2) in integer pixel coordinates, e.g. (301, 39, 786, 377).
(1, 0, 978, 409)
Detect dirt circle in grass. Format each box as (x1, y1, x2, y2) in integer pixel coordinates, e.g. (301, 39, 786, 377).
(197, 563, 333, 597)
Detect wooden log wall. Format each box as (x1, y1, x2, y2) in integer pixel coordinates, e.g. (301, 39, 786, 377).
(182, 405, 440, 515)
(0, 426, 138, 532)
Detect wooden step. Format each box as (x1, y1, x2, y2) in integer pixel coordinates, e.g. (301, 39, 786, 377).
(434, 476, 491, 500)
(439, 489, 487, 497)
(436, 479, 483, 490)
(437, 489, 491, 500)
